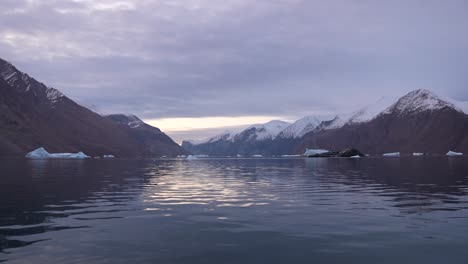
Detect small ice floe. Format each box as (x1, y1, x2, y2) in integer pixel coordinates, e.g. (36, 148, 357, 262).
(350, 155, 361, 158)
(446, 151, 463, 156)
(383, 152, 400, 157)
(252, 155, 263, 158)
(281, 154, 301, 157)
(303, 148, 329, 156)
(195, 154, 209, 158)
(25, 147, 90, 159)
(177, 155, 187, 158)
(186, 155, 198, 160)
(236, 154, 243, 158)
(103, 155, 115, 158)
(413, 153, 424, 156)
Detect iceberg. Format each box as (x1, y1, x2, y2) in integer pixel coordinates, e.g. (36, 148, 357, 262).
(383, 152, 400, 157)
(252, 155, 263, 158)
(186, 155, 198, 160)
(446, 151, 463, 156)
(26, 147, 90, 159)
(281, 154, 301, 157)
(413, 152, 424, 156)
(303, 148, 329, 156)
(350, 155, 361, 158)
(103, 155, 115, 158)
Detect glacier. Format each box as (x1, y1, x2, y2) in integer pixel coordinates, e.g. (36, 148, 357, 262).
(26, 147, 90, 159)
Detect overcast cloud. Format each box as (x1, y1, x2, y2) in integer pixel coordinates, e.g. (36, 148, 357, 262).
(1, 0, 468, 122)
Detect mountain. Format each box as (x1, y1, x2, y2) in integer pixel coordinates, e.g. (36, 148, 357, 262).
(183, 89, 468, 156)
(0, 58, 187, 157)
(105, 114, 186, 157)
(277, 115, 330, 138)
(296, 89, 468, 154)
(182, 120, 292, 156)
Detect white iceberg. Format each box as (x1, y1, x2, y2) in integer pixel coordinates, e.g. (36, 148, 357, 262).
(413, 152, 424, 156)
(186, 155, 198, 160)
(103, 155, 115, 158)
(303, 148, 329, 156)
(26, 147, 90, 159)
(350, 155, 361, 158)
(252, 155, 263, 158)
(383, 152, 400, 157)
(447, 151, 463, 156)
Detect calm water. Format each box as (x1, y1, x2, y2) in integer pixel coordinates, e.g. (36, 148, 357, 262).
(1, 157, 468, 263)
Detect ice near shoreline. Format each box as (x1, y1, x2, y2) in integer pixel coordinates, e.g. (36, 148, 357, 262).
(25, 147, 90, 159)
(383, 152, 400, 157)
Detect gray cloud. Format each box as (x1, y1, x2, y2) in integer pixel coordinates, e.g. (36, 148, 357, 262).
(1, 0, 468, 119)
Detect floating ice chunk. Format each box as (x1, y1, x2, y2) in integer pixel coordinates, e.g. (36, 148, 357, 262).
(25, 147, 50, 159)
(186, 155, 198, 160)
(446, 151, 463, 156)
(25, 147, 90, 159)
(303, 148, 329, 156)
(413, 152, 424, 156)
(103, 155, 115, 158)
(252, 155, 263, 158)
(383, 152, 400, 157)
(350, 155, 361, 158)
(281, 154, 301, 157)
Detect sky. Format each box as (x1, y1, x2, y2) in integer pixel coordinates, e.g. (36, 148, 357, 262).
(1, 0, 468, 142)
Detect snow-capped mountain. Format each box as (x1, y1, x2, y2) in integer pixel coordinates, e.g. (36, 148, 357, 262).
(0, 58, 187, 157)
(381, 89, 461, 116)
(297, 89, 468, 155)
(183, 89, 468, 156)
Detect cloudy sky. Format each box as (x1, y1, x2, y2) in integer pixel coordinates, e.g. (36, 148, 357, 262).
(1, 0, 468, 142)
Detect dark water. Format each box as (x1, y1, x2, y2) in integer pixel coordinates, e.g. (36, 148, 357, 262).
(1, 157, 468, 263)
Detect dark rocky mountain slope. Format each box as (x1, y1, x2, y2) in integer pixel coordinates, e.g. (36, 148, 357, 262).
(0, 58, 187, 157)
(296, 90, 468, 155)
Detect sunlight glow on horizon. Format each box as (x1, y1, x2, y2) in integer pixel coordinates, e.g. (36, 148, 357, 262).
(146, 116, 293, 132)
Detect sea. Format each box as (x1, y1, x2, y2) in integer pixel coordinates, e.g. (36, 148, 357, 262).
(1, 157, 468, 263)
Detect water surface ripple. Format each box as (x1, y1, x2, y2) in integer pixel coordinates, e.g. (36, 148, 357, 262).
(1, 157, 468, 263)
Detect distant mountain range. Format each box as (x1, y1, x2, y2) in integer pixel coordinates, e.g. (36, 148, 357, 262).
(183, 89, 468, 156)
(0, 58, 187, 157)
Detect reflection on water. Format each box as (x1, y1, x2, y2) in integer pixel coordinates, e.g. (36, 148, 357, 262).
(1, 157, 468, 263)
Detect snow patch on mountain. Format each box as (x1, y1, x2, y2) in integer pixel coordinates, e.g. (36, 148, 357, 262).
(46, 87, 64, 103)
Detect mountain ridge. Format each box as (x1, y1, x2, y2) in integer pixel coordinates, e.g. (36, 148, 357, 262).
(0, 58, 187, 157)
(183, 89, 468, 156)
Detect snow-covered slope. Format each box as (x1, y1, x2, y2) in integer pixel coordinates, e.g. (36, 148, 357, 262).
(278, 115, 333, 138)
(186, 120, 291, 146)
(347, 96, 396, 124)
(245, 120, 291, 140)
(382, 89, 461, 116)
(187, 130, 236, 145)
